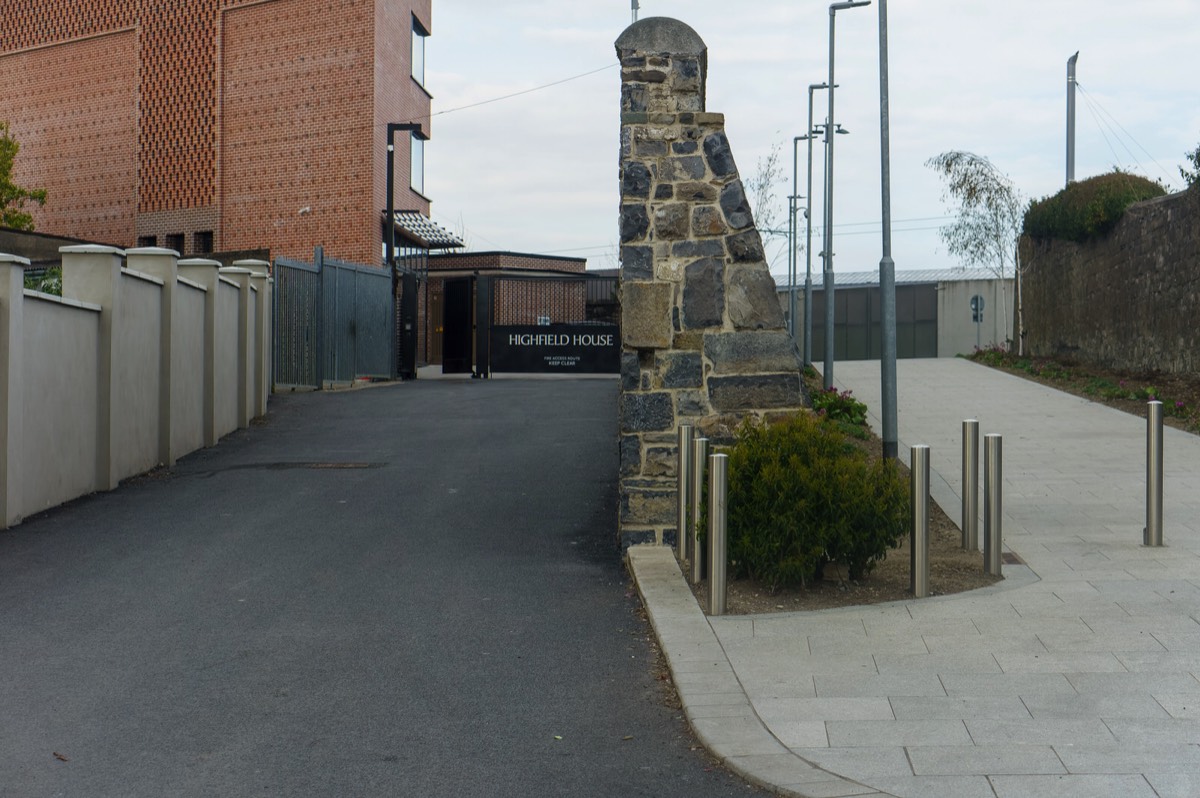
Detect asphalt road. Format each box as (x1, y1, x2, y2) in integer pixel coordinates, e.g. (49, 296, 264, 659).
(0, 379, 762, 797)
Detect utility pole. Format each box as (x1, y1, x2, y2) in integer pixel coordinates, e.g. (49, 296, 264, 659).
(1066, 51, 1078, 186)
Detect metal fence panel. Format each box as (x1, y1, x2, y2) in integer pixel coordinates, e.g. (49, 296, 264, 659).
(273, 252, 393, 388)
(273, 256, 321, 388)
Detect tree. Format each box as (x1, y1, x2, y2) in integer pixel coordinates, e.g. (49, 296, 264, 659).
(1180, 138, 1200, 188)
(744, 140, 790, 269)
(926, 150, 1026, 351)
(1, 121, 47, 231)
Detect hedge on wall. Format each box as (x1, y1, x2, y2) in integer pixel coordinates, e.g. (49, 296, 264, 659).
(1024, 171, 1166, 243)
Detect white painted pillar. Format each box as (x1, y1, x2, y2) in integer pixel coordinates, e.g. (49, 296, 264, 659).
(61, 244, 125, 491)
(0, 255, 29, 526)
(178, 258, 222, 447)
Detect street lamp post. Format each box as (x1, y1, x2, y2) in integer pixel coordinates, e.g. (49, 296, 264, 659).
(386, 122, 423, 379)
(802, 82, 830, 368)
(788, 137, 804, 345)
(877, 0, 898, 461)
(823, 0, 870, 389)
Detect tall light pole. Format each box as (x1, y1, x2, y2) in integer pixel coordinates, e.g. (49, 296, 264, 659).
(386, 122, 423, 380)
(1066, 51, 1078, 186)
(823, 0, 870, 389)
(788, 137, 804, 345)
(877, 0, 897, 461)
(802, 82, 830, 367)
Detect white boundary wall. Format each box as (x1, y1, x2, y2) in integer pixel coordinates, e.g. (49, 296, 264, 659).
(0, 246, 273, 528)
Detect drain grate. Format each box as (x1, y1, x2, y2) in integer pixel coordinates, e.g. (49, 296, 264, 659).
(1001, 552, 1025, 565)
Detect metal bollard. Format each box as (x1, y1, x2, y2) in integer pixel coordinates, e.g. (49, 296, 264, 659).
(690, 437, 709, 584)
(676, 425, 694, 561)
(911, 445, 930, 598)
(708, 453, 729, 616)
(1146, 401, 1164, 547)
(983, 434, 1003, 576)
(962, 419, 979, 551)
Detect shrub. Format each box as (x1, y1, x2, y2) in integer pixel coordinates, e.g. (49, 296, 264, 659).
(23, 266, 61, 296)
(811, 386, 868, 426)
(725, 414, 908, 590)
(1024, 171, 1166, 243)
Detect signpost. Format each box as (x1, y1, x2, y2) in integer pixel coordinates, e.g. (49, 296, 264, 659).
(971, 294, 985, 350)
(489, 324, 620, 374)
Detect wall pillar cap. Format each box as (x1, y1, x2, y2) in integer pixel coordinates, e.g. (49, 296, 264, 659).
(0, 254, 31, 267)
(178, 258, 223, 269)
(232, 259, 271, 277)
(60, 244, 125, 256)
(126, 247, 180, 258)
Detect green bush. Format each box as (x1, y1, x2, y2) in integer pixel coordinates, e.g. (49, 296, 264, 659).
(811, 386, 868, 427)
(23, 266, 61, 295)
(1024, 171, 1166, 243)
(725, 414, 908, 590)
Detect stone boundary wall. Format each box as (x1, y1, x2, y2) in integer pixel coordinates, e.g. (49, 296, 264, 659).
(615, 18, 808, 549)
(1023, 183, 1200, 374)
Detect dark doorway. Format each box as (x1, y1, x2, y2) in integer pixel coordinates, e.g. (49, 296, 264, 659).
(442, 277, 473, 374)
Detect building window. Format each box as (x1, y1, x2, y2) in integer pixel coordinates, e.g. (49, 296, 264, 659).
(137, 235, 157, 248)
(410, 133, 425, 195)
(411, 16, 428, 87)
(166, 233, 185, 254)
(194, 230, 214, 254)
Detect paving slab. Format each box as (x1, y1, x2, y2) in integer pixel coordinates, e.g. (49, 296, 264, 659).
(628, 359, 1200, 797)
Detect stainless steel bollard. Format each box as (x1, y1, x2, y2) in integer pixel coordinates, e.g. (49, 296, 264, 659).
(690, 437, 709, 584)
(911, 445, 930, 598)
(676, 425, 694, 561)
(983, 433, 1003, 576)
(962, 419, 979, 551)
(1146, 401, 1164, 547)
(708, 453, 729, 616)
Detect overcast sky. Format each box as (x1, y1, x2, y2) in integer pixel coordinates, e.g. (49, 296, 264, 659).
(425, 1, 1200, 275)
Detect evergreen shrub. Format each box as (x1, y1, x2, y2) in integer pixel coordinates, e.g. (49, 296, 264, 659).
(725, 413, 907, 590)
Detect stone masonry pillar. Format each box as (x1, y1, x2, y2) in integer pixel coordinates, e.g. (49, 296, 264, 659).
(615, 17, 809, 549)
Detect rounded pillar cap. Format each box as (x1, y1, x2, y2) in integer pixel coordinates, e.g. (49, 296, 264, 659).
(615, 17, 706, 56)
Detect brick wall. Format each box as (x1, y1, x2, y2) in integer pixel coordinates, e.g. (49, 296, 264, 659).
(0, 31, 138, 245)
(1, 0, 431, 264)
(1022, 184, 1200, 374)
(427, 251, 586, 274)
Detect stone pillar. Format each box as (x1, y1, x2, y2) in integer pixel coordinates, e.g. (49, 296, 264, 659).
(61, 244, 126, 491)
(127, 247, 179, 466)
(0, 255, 28, 526)
(234, 259, 272, 418)
(615, 18, 809, 549)
(179, 258, 221, 447)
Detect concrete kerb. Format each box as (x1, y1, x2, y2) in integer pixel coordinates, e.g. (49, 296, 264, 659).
(627, 545, 889, 798)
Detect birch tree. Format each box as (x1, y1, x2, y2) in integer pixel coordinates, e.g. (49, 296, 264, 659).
(926, 150, 1025, 350)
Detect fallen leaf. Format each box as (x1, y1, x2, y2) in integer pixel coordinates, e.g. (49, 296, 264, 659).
(553, 735, 563, 741)
(622, 735, 634, 741)
(53, 752, 69, 762)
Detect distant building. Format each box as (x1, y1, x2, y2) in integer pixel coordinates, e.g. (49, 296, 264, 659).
(0, 0, 458, 265)
(776, 269, 1014, 359)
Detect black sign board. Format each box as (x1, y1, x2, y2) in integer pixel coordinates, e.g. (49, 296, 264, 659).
(490, 324, 620, 374)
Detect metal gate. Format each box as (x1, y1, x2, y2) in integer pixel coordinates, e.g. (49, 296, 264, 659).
(274, 247, 394, 389)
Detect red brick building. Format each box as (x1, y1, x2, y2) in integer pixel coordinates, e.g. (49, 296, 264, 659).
(0, 0, 452, 264)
